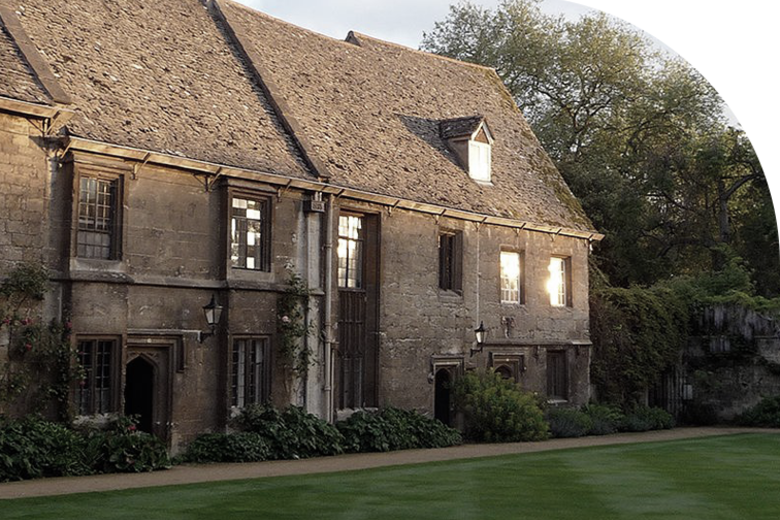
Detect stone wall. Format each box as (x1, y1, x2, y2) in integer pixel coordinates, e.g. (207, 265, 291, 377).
(58, 152, 321, 449)
(0, 112, 50, 273)
(684, 304, 780, 422)
(333, 200, 592, 414)
(2, 118, 594, 446)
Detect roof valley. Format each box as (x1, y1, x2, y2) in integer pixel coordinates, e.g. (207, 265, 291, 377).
(212, 0, 329, 182)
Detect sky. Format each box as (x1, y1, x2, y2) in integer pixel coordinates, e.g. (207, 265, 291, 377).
(236, 0, 779, 223)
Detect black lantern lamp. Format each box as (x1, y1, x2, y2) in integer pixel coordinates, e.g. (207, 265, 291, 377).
(199, 294, 223, 343)
(470, 321, 487, 357)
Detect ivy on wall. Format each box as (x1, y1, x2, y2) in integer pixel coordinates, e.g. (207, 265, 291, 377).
(589, 257, 780, 409)
(276, 267, 314, 380)
(589, 282, 688, 406)
(0, 263, 82, 419)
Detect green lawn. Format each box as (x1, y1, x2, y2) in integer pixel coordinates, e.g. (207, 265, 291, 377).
(2, 433, 779, 519)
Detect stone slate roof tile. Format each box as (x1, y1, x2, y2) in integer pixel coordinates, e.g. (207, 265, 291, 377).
(12, 0, 310, 178)
(220, 2, 594, 231)
(440, 115, 485, 140)
(0, 20, 51, 105)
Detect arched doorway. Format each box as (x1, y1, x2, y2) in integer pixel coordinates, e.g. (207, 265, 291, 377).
(495, 364, 513, 380)
(434, 368, 452, 426)
(124, 356, 155, 433)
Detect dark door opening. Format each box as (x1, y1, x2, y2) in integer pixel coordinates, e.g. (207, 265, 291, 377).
(434, 369, 452, 426)
(124, 356, 155, 433)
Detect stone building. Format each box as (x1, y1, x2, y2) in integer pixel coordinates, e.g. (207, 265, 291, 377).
(0, 0, 602, 449)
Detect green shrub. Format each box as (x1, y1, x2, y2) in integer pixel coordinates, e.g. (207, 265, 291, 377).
(736, 396, 780, 427)
(0, 416, 89, 482)
(234, 404, 344, 459)
(78, 416, 170, 473)
(336, 407, 461, 453)
(179, 432, 270, 463)
(0, 415, 168, 481)
(546, 407, 593, 438)
(453, 370, 549, 443)
(621, 405, 675, 432)
(582, 403, 625, 435)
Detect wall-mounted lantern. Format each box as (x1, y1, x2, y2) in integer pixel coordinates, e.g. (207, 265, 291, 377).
(199, 294, 223, 343)
(470, 321, 487, 357)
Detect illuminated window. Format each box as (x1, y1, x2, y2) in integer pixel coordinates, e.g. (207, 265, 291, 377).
(547, 257, 570, 307)
(231, 196, 270, 271)
(500, 251, 521, 303)
(338, 215, 363, 288)
(468, 140, 491, 182)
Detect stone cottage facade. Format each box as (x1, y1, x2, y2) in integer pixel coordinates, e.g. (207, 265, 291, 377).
(0, 0, 602, 449)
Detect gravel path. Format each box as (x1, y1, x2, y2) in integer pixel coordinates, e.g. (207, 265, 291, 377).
(1, 427, 776, 500)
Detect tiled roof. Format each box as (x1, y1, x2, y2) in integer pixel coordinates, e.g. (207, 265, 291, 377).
(1, 0, 594, 232)
(440, 116, 485, 140)
(11, 0, 310, 178)
(0, 17, 51, 105)
(219, 2, 594, 231)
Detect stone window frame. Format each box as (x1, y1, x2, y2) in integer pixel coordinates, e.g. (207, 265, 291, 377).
(74, 335, 121, 415)
(438, 229, 463, 294)
(70, 158, 127, 263)
(230, 336, 271, 409)
(499, 249, 525, 305)
(229, 191, 272, 272)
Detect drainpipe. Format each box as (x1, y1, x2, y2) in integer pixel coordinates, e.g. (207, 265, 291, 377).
(323, 194, 335, 421)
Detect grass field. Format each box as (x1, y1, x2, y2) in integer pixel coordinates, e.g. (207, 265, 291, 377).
(2, 433, 779, 519)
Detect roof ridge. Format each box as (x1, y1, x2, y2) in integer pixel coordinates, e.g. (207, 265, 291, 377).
(346, 31, 498, 73)
(222, 0, 362, 49)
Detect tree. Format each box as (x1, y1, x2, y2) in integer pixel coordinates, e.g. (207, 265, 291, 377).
(422, 0, 778, 291)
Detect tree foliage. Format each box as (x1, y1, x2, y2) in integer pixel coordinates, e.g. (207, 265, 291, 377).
(422, 0, 778, 294)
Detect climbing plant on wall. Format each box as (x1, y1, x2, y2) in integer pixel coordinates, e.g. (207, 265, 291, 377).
(0, 262, 82, 419)
(589, 268, 689, 406)
(276, 267, 314, 381)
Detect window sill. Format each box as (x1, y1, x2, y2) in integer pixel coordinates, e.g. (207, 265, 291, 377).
(70, 257, 126, 273)
(438, 289, 463, 302)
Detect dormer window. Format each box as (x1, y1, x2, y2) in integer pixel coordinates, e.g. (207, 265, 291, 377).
(440, 115, 494, 183)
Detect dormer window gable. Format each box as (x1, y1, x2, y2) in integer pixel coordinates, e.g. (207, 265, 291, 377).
(440, 116, 494, 183)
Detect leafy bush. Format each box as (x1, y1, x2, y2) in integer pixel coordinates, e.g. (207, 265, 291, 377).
(582, 403, 625, 435)
(736, 396, 780, 427)
(75, 416, 170, 473)
(546, 407, 593, 438)
(453, 370, 549, 443)
(234, 405, 344, 459)
(179, 432, 270, 463)
(620, 405, 675, 432)
(0, 416, 88, 482)
(337, 407, 461, 453)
